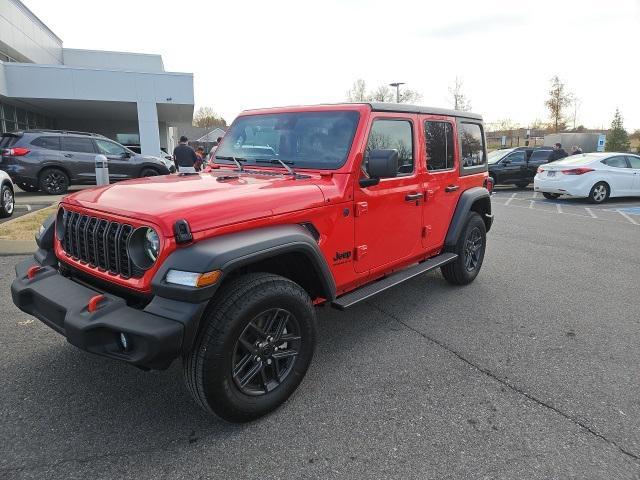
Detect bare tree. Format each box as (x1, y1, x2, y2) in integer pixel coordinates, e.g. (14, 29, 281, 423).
(193, 107, 226, 130)
(368, 85, 395, 102)
(545, 76, 572, 133)
(448, 77, 471, 111)
(496, 118, 519, 133)
(398, 89, 422, 104)
(346, 79, 368, 102)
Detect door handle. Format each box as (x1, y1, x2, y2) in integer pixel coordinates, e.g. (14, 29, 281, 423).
(405, 193, 423, 201)
(64, 153, 73, 158)
(445, 185, 459, 192)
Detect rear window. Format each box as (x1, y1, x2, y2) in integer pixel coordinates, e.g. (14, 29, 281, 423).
(425, 121, 455, 171)
(0, 135, 18, 148)
(602, 156, 629, 168)
(31, 136, 61, 150)
(62, 137, 96, 153)
(460, 123, 485, 168)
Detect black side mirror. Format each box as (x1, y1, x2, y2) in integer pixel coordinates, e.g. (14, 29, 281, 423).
(502, 158, 511, 165)
(360, 149, 398, 187)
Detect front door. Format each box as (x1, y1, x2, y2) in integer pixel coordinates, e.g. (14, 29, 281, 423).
(353, 114, 423, 273)
(501, 150, 527, 183)
(94, 139, 133, 180)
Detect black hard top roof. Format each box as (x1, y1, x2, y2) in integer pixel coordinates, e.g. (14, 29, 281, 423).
(367, 102, 483, 120)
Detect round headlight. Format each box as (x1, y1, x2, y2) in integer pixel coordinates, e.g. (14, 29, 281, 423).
(144, 228, 160, 261)
(129, 227, 160, 270)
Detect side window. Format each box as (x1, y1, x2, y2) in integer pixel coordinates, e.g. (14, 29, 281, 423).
(31, 136, 61, 150)
(62, 137, 96, 154)
(626, 156, 640, 169)
(425, 121, 455, 171)
(602, 156, 629, 168)
(95, 139, 126, 156)
(506, 151, 525, 164)
(365, 119, 414, 176)
(530, 150, 552, 162)
(459, 123, 485, 168)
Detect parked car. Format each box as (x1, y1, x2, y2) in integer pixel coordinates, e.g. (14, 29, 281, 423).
(124, 145, 176, 173)
(534, 152, 640, 203)
(11, 102, 493, 422)
(0, 130, 170, 194)
(0, 169, 14, 218)
(488, 147, 553, 188)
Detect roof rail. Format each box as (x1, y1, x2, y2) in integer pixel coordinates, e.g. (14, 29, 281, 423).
(20, 129, 107, 138)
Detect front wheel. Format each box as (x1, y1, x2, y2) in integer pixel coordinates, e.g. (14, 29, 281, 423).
(140, 168, 160, 177)
(183, 273, 317, 422)
(589, 182, 609, 204)
(542, 192, 560, 200)
(441, 211, 487, 285)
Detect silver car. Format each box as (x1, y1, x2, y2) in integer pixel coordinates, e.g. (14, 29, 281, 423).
(0, 169, 14, 218)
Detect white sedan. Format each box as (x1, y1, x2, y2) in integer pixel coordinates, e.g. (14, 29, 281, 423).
(534, 152, 640, 204)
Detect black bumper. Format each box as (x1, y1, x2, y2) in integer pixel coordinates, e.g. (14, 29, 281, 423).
(11, 257, 207, 370)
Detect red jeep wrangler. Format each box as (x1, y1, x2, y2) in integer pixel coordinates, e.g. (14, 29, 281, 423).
(12, 103, 493, 422)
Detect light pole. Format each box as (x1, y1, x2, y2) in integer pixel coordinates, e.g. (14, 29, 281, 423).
(389, 82, 405, 103)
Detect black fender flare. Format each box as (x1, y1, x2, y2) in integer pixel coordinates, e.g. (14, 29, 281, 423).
(151, 224, 336, 303)
(444, 187, 493, 249)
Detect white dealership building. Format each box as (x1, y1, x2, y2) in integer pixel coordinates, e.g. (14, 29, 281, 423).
(0, 0, 194, 156)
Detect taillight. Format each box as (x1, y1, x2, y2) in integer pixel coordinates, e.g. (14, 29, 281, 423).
(537, 167, 544, 173)
(561, 167, 594, 175)
(6, 147, 30, 156)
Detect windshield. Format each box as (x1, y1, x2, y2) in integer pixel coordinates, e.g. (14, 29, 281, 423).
(487, 148, 512, 164)
(215, 111, 360, 170)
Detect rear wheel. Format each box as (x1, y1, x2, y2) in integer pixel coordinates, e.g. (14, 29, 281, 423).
(17, 182, 39, 192)
(0, 184, 14, 217)
(39, 168, 69, 195)
(441, 211, 486, 285)
(589, 182, 609, 204)
(183, 273, 316, 422)
(542, 192, 560, 200)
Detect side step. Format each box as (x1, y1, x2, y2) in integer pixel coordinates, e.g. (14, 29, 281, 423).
(331, 252, 457, 310)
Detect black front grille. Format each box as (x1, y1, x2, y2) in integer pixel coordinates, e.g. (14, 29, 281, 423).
(60, 209, 143, 279)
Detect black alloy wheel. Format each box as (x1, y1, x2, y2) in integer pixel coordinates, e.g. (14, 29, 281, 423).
(39, 168, 69, 195)
(232, 308, 301, 396)
(441, 211, 487, 285)
(464, 227, 483, 272)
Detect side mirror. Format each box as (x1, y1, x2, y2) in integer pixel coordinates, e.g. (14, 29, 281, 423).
(360, 149, 398, 187)
(123, 150, 133, 158)
(502, 158, 511, 165)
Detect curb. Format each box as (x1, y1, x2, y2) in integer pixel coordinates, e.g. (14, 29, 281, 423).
(0, 239, 36, 256)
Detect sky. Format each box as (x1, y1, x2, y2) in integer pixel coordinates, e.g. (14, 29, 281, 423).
(24, 0, 640, 131)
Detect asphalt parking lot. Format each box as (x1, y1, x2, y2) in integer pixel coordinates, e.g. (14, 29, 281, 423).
(2, 187, 640, 479)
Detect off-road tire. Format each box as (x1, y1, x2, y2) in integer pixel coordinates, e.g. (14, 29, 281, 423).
(0, 184, 14, 217)
(542, 192, 560, 200)
(17, 182, 39, 192)
(441, 211, 486, 285)
(589, 182, 609, 204)
(39, 168, 69, 195)
(183, 273, 317, 423)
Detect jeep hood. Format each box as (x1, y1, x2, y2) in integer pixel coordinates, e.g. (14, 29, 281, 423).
(62, 172, 326, 235)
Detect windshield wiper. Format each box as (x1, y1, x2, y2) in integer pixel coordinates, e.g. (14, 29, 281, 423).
(255, 158, 296, 176)
(215, 155, 247, 172)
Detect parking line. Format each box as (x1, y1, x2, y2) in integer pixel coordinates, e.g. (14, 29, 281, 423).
(532, 192, 538, 199)
(556, 204, 563, 214)
(529, 200, 535, 209)
(617, 210, 639, 225)
(585, 207, 597, 219)
(504, 193, 517, 206)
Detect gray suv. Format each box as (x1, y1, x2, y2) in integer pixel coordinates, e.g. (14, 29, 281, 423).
(0, 130, 170, 194)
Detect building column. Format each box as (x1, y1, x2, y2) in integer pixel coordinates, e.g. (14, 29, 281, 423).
(136, 101, 161, 155)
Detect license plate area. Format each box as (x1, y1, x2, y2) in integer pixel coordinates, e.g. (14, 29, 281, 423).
(547, 171, 556, 177)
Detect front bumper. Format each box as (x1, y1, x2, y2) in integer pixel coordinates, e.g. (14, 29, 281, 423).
(11, 256, 207, 370)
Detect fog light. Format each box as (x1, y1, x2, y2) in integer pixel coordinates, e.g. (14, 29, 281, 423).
(119, 332, 130, 352)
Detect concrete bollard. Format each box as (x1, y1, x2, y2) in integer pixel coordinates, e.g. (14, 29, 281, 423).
(95, 154, 109, 186)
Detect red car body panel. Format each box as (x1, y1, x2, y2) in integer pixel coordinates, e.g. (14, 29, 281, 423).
(56, 103, 487, 298)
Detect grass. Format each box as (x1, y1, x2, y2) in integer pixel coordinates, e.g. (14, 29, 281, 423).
(0, 206, 56, 241)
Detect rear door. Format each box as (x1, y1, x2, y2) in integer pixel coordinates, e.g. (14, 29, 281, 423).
(60, 136, 98, 182)
(626, 155, 640, 194)
(501, 150, 526, 183)
(95, 139, 134, 180)
(422, 117, 459, 249)
(353, 114, 423, 273)
(527, 149, 552, 178)
(601, 156, 634, 195)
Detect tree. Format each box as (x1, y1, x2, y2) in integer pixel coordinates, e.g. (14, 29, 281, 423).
(398, 88, 422, 104)
(545, 76, 572, 133)
(496, 118, 519, 133)
(448, 77, 471, 111)
(346, 79, 368, 102)
(193, 107, 226, 130)
(605, 108, 630, 152)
